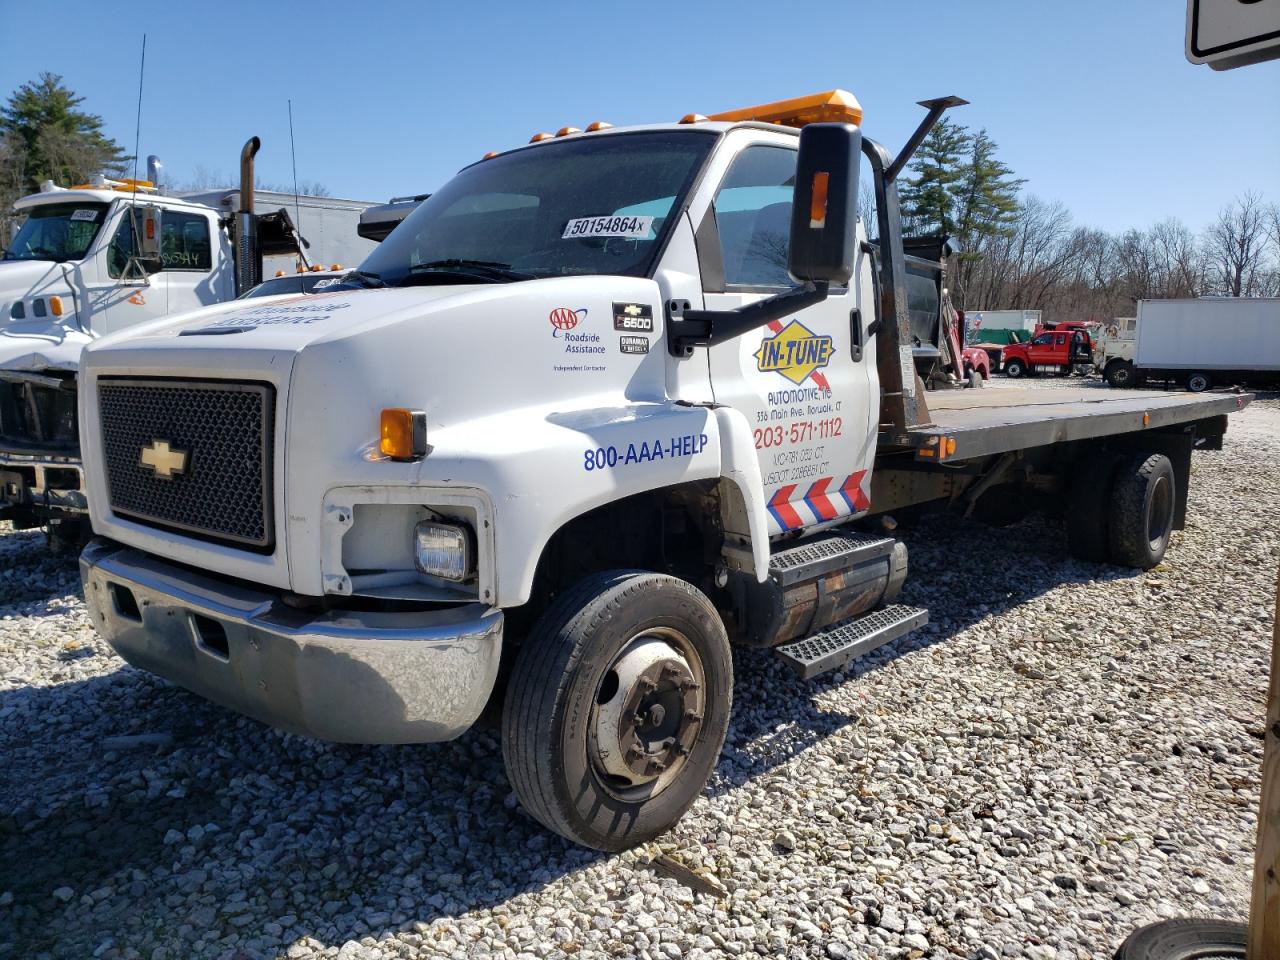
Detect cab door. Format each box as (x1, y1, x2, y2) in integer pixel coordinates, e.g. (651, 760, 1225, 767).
(1025, 332, 1056, 367)
(87, 205, 171, 336)
(698, 141, 876, 536)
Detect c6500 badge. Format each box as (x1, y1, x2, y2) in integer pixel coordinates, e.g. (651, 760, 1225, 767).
(613, 302, 654, 332)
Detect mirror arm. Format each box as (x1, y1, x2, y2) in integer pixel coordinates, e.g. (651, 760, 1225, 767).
(666, 282, 829, 357)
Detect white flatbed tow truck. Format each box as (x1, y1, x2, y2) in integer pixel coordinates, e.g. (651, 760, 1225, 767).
(75, 91, 1250, 850)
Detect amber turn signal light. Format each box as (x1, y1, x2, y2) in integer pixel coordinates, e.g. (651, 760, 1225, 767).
(809, 171, 829, 228)
(380, 408, 428, 460)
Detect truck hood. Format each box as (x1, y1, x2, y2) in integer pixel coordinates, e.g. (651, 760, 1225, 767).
(81, 276, 674, 595)
(0, 258, 61, 295)
(0, 259, 88, 371)
(0, 317, 90, 372)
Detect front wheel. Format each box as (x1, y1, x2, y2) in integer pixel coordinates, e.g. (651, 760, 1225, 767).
(1113, 918, 1245, 959)
(502, 571, 732, 851)
(966, 368, 982, 389)
(1106, 360, 1137, 388)
(1004, 358, 1027, 379)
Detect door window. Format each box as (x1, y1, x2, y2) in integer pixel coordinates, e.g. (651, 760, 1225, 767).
(1054, 333, 1067, 346)
(160, 212, 212, 271)
(1030, 333, 1053, 346)
(713, 145, 796, 289)
(107, 210, 212, 278)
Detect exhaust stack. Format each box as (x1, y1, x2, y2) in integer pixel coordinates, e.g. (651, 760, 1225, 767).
(235, 137, 262, 296)
(146, 155, 162, 190)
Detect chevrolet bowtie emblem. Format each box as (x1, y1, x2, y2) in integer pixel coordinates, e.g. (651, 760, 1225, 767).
(139, 440, 188, 479)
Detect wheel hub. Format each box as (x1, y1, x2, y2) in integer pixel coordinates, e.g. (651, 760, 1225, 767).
(593, 635, 704, 787)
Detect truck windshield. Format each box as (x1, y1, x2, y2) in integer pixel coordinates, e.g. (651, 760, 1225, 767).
(354, 130, 716, 286)
(3, 202, 109, 262)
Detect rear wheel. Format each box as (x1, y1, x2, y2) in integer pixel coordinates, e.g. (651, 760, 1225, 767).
(1004, 358, 1027, 379)
(502, 571, 732, 851)
(1057, 364, 1072, 377)
(1108, 453, 1176, 569)
(1113, 918, 1245, 959)
(1187, 372, 1212, 393)
(966, 368, 982, 389)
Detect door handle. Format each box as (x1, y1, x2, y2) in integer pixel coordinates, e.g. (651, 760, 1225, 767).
(849, 308, 863, 362)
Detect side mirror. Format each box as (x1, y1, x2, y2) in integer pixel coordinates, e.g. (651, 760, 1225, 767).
(788, 123, 861, 286)
(134, 205, 163, 266)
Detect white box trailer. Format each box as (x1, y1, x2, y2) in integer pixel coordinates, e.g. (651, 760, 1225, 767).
(1134, 298, 1280, 391)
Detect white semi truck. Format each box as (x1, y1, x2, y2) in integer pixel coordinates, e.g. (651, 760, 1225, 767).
(0, 139, 378, 543)
(76, 91, 1251, 850)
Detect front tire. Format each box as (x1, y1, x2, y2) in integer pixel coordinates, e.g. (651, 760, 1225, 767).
(502, 571, 732, 851)
(1108, 453, 1176, 569)
(1106, 360, 1136, 389)
(1113, 918, 1245, 959)
(1004, 358, 1027, 379)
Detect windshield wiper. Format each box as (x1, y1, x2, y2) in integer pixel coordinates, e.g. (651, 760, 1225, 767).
(406, 259, 535, 283)
(341, 269, 386, 289)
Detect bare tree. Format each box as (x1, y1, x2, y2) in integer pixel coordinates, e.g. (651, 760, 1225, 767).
(1204, 192, 1270, 297)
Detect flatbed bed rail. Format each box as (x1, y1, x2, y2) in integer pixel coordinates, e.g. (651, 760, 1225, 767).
(883, 387, 1252, 462)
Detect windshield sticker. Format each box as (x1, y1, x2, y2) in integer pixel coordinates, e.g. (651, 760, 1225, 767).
(313, 277, 342, 289)
(755, 319, 835, 386)
(619, 335, 649, 355)
(562, 215, 654, 240)
(70, 209, 100, 222)
(208, 300, 353, 328)
(613, 302, 654, 332)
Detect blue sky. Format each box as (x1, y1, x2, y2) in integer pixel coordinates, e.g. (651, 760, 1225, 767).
(1, 0, 1276, 234)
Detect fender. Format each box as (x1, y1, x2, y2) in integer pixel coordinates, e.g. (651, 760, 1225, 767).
(713, 406, 769, 583)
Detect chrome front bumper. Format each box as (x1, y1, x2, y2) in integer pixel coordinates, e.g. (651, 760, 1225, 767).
(80, 540, 503, 744)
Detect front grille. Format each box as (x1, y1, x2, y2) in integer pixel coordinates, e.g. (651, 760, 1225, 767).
(98, 378, 275, 550)
(0, 376, 78, 454)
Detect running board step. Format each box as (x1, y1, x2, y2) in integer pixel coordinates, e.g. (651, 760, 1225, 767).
(768, 532, 896, 587)
(775, 604, 929, 680)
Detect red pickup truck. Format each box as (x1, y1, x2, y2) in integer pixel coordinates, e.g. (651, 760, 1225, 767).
(1002, 326, 1093, 378)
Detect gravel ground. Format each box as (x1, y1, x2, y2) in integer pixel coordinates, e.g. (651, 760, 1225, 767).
(1, 383, 1277, 960)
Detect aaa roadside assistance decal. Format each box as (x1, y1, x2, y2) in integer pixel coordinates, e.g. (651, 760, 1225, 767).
(754, 319, 835, 386)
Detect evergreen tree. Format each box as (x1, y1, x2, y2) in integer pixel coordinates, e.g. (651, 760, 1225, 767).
(899, 117, 970, 235)
(1, 72, 127, 194)
(954, 129, 1023, 244)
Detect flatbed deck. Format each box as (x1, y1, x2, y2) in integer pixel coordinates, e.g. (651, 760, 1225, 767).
(891, 386, 1252, 462)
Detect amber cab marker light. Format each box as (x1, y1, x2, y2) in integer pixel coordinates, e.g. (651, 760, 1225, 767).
(809, 171, 830, 228)
(585, 121, 613, 132)
(49, 295, 64, 317)
(529, 132, 553, 143)
(380, 408, 428, 461)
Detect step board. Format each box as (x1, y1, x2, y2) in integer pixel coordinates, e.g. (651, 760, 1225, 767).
(768, 532, 896, 587)
(775, 604, 929, 680)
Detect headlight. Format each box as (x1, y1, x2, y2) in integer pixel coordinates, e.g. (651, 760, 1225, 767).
(414, 521, 475, 581)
